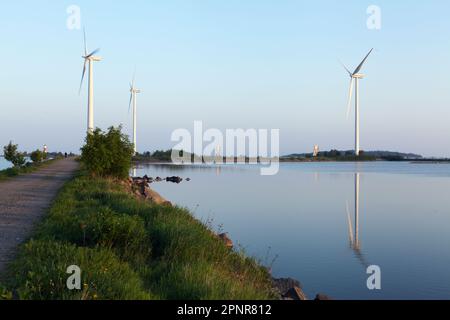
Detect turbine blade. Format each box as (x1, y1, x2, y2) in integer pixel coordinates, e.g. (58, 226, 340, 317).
(346, 78, 355, 119)
(83, 28, 88, 56)
(353, 48, 373, 74)
(86, 48, 100, 58)
(129, 93, 133, 113)
(132, 67, 136, 89)
(79, 60, 87, 95)
(339, 60, 352, 76)
(346, 201, 354, 245)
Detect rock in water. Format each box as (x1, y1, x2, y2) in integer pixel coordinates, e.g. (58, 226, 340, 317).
(272, 278, 303, 297)
(283, 287, 308, 301)
(166, 176, 183, 184)
(315, 294, 332, 300)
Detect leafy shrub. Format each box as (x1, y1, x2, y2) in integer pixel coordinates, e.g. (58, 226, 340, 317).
(30, 149, 45, 163)
(8, 240, 152, 300)
(0, 167, 20, 179)
(3, 141, 26, 167)
(0, 286, 13, 300)
(80, 126, 134, 179)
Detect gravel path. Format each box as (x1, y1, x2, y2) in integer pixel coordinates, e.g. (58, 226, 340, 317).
(0, 158, 79, 275)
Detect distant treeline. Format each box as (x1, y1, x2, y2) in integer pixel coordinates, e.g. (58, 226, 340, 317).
(133, 150, 277, 163)
(133, 150, 177, 162)
(282, 150, 424, 162)
(133, 149, 426, 163)
(27, 152, 77, 158)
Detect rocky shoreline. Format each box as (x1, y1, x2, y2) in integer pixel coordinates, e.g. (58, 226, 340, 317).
(124, 175, 331, 301)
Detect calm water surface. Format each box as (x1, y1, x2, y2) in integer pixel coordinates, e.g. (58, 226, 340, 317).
(133, 162, 450, 300)
(0, 158, 12, 170)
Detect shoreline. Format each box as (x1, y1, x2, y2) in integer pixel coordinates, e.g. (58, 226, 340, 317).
(1, 172, 280, 300)
(133, 159, 450, 165)
(128, 175, 321, 300)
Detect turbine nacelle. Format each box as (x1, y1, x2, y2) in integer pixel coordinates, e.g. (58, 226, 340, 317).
(79, 30, 102, 96)
(89, 56, 102, 62)
(352, 73, 365, 79)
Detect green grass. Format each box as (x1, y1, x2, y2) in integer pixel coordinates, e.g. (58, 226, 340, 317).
(0, 159, 59, 181)
(0, 173, 276, 300)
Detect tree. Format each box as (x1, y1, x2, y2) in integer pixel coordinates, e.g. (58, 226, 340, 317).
(328, 149, 341, 157)
(30, 149, 45, 163)
(80, 126, 134, 179)
(3, 141, 26, 167)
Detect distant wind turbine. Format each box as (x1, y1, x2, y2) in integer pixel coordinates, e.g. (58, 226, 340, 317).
(129, 71, 141, 155)
(79, 29, 102, 134)
(341, 49, 373, 156)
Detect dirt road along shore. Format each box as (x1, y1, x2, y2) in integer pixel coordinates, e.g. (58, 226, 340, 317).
(0, 158, 79, 275)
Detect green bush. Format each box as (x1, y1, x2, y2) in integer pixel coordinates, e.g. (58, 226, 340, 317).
(8, 240, 152, 300)
(3, 141, 26, 167)
(0, 167, 20, 179)
(80, 126, 134, 179)
(0, 286, 13, 300)
(30, 149, 45, 163)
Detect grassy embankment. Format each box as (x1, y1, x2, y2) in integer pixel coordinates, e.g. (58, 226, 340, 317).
(0, 159, 60, 181)
(0, 172, 275, 300)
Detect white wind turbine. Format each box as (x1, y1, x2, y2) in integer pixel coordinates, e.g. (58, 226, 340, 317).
(129, 71, 141, 155)
(342, 49, 373, 156)
(79, 30, 102, 134)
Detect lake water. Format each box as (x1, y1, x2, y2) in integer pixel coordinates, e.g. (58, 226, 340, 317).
(133, 162, 450, 300)
(0, 158, 12, 170)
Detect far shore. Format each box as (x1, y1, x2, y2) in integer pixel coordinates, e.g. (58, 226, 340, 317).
(132, 158, 450, 165)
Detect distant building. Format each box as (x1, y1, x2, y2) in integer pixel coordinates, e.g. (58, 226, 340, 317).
(313, 145, 320, 157)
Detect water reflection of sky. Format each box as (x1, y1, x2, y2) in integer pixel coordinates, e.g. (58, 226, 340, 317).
(134, 162, 450, 300)
(0, 157, 12, 170)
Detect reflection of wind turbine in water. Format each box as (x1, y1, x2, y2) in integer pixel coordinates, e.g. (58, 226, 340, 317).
(346, 172, 370, 268)
(214, 145, 222, 164)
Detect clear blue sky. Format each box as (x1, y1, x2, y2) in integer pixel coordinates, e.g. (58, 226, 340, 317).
(1, 0, 449, 157)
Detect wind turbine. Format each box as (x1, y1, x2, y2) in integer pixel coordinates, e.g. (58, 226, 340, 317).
(342, 49, 373, 156)
(79, 30, 102, 134)
(129, 71, 141, 155)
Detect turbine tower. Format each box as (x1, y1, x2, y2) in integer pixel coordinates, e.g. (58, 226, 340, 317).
(79, 30, 102, 134)
(342, 49, 373, 156)
(129, 72, 141, 155)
